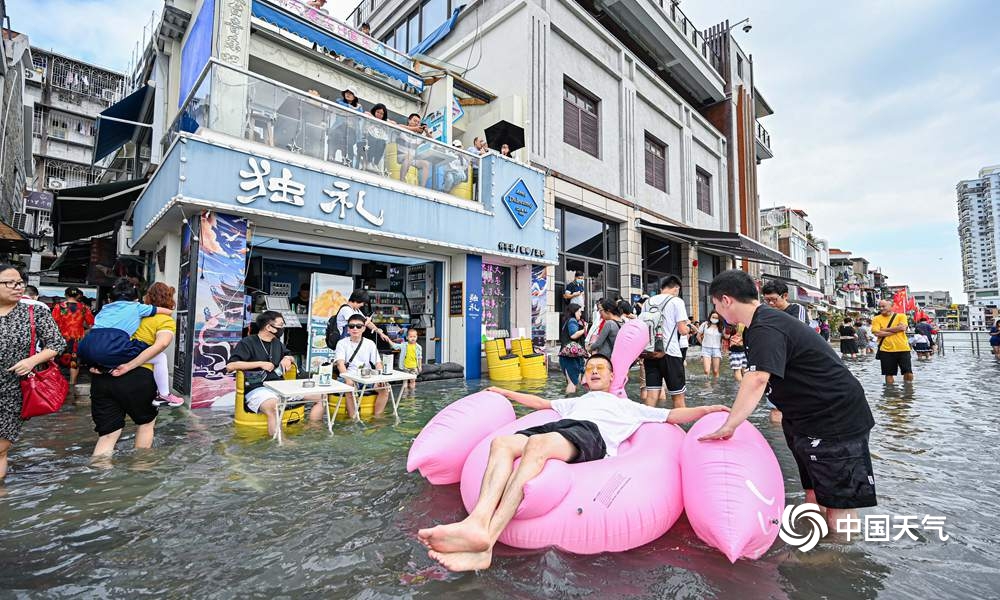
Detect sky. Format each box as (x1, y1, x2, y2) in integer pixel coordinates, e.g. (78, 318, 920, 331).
(10, 0, 999, 302)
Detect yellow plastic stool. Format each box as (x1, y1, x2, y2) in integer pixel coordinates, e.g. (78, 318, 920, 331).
(234, 369, 306, 430)
(329, 392, 380, 421)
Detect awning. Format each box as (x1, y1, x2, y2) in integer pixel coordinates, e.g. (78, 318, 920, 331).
(638, 220, 812, 271)
(798, 287, 824, 300)
(49, 241, 91, 271)
(53, 178, 148, 245)
(251, 0, 423, 92)
(93, 84, 153, 162)
(409, 7, 462, 56)
(0, 219, 31, 254)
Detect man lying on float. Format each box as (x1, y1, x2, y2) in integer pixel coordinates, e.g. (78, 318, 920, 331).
(417, 353, 728, 572)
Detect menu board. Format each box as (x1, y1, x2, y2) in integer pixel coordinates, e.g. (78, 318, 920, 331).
(305, 273, 354, 375)
(449, 282, 464, 316)
(482, 263, 511, 333)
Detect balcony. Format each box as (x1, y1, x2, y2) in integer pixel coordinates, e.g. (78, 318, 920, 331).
(581, 0, 725, 103)
(754, 119, 773, 161)
(170, 61, 480, 203)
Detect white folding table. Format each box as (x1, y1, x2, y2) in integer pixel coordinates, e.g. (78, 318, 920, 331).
(262, 379, 355, 444)
(346, 371, 418, 424)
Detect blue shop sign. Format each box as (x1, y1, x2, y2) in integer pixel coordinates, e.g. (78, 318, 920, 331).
(502, 179, 538, 229)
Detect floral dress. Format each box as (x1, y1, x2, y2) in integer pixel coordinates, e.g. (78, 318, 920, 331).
(0, 302, 66, 442)
(51, 301, 94, 368)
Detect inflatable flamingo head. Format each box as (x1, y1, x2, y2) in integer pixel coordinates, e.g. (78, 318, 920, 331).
(609, 319, 650, 398)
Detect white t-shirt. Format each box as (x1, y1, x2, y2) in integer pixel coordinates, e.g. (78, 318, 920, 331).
(335, 304, 363, 335)
(19, 298, 50, 311)
(646, 294, 688, 358)
(550, 391, 670, 457)
(334, 337, 379, 376)
(699, 322, 723, 349)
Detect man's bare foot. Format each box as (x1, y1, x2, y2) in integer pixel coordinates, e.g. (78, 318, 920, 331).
(417, 520, 490, 553)
(428, 548, 493, 572)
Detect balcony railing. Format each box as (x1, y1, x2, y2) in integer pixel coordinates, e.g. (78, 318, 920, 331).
(655, 0, 724, 76)
(348, 0, 385, 30)
(755, 120, 771, 152)
(169, 60, 481, 203)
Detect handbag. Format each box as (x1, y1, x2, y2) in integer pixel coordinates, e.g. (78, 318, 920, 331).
(874, 313, 897, 360)
(558, 319, 589, 358)
(20, 305, 69, 419)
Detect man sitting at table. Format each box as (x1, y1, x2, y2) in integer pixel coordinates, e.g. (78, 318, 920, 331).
(227, 311, 325, 436)
(335, 313, 390, 418)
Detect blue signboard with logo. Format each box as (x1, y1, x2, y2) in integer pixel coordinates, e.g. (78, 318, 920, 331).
(501, 179, 538, 229)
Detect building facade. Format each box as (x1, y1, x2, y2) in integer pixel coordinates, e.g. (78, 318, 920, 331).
(958, 165, 1000, 306)
(116, 0, 557, 406)
(358, 0, 793, 327)
(1, 26, 32, 234)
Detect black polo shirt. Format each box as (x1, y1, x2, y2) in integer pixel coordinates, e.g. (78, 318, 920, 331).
(744, 304, 873, 439)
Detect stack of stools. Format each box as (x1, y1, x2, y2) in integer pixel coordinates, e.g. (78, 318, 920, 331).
(511, 338, 547, 379)
(485, 338, 521, 381)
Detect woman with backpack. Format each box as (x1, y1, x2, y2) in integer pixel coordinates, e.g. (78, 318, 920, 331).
(558, 304, 587, 394)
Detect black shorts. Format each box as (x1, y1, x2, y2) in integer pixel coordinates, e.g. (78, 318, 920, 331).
(642, 355, 686, 396)
(90, 368, 158, 436)
(783, 424, 877, 509)
(515, 419, 606, 463)
(879, 351, 913, 376)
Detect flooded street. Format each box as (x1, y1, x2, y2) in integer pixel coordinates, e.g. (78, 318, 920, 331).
(2, 352, 998, 599)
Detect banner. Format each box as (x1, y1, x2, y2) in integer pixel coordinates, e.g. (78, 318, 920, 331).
(305, 273, 355, 374)
(530, 265, 548, 348)
(190, 212, 250, 409)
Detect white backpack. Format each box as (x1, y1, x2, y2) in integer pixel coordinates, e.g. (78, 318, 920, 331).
(639, 296, 677, 358)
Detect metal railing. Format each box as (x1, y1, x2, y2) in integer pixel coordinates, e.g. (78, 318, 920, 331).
(935, 330, 995, 356)
(755, 120, 771, 151)
(168, 60, 481, 203)
(347, 0, 384, 30)
(655, 0, 724, 76)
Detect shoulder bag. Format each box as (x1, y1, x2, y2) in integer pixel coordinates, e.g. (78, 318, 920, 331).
(874, 314, 897, 361)
(20, 305, 69, 419)
(558, 319, 588, 358)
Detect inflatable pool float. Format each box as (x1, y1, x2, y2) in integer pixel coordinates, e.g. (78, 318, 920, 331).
(408, 319, 784, 559)
(681, 411, 784, 562)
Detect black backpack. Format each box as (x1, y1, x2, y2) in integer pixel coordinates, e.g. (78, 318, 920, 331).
(325, 305, 351, 350)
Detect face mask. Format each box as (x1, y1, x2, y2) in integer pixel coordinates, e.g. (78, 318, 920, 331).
(710, 319, 719, 324)
(270, 326, 285, 337)
(576, 279, 584, 285)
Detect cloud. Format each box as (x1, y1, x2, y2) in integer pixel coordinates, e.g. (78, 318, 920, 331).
(7, 0, 162, 72)
(683, 0, 1000, 302)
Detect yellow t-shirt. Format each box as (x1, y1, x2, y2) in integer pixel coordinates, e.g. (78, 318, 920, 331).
(134, 314, 177, 371)
(404, 342, 418, 369)
(871, 312, 910, 353)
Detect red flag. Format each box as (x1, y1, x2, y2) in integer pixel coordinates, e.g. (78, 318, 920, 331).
(905, 295, 917, 312)
(891, 290, 907, 313)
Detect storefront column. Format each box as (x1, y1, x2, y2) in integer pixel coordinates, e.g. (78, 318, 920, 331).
(152, 230, 182, 373)
(464, 254, 483, 379)
(683, 243, 699, 321)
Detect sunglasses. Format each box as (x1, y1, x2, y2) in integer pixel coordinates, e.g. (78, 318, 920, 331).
(347, 323, 365, 330)
(584, 363, 610, 374)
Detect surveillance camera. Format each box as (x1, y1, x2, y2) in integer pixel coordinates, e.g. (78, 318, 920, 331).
(742, 20, 752, 33)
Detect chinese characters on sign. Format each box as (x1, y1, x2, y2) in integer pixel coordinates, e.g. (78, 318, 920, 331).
(835, 514, 950, 543)
(236, 157, 384, 227)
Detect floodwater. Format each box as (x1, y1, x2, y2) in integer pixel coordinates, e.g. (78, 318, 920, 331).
(2, 352, 998, 599)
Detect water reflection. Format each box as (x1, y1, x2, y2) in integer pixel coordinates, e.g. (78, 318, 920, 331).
(1, 354, 999, 598)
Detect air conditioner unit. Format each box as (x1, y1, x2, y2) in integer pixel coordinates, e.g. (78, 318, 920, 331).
(47, 178, 66, 190)
(117, 224, 136, 255)
(11, 212, 29, 232)
(24, 67, 45, 83)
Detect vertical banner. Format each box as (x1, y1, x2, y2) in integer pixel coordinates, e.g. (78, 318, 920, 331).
(305, 273, 354, 374)
(173, 221, 196, 393)
(465, 255, 483, 379)
(190, 212, 249, 409)
(530, 265, 548, 348)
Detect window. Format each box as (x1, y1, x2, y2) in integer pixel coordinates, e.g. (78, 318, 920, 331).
(736, 55, 743, 78)
(421, 0, 449, 37)
(407, 13, 420, 51)
(563, 81, 600, 158)
(696, 167, 712, 214)
(644, 133, 667, 192)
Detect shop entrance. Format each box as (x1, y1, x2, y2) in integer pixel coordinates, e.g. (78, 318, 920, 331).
(244, 237, 445, 373)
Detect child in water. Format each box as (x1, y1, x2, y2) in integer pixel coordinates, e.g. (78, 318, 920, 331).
(79, 279, 180, 406)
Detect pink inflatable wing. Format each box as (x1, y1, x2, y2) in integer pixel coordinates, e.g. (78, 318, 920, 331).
(609, 319, 650, 398)
(406, 391, 516, 485)
(680, 412, 784, 562)
(461, 411, 687, 554)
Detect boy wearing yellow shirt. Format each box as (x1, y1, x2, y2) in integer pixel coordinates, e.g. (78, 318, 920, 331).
(871, 299, 912, 384)
(390, 328, 422, 391)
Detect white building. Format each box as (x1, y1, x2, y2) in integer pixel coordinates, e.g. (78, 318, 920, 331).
(1, 25, 32, 250)
(957, 165, 1000, 305)
(911, 290, 952, 309)
(357, 0, 795, 323)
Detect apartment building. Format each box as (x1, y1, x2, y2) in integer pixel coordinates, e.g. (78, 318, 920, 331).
(957, 165, 1000, 306)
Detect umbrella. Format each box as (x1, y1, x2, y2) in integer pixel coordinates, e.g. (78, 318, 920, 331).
(484, 120, 525, 153)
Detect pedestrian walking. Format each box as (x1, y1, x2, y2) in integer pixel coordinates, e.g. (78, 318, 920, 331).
(871, 300, 913, 384)
(640, 275, 690, 408)
(558, 304, 587, 394)
(697, 311, 724, 377)
(839, 318, 859, 358)
(588, 299, 621, 358)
